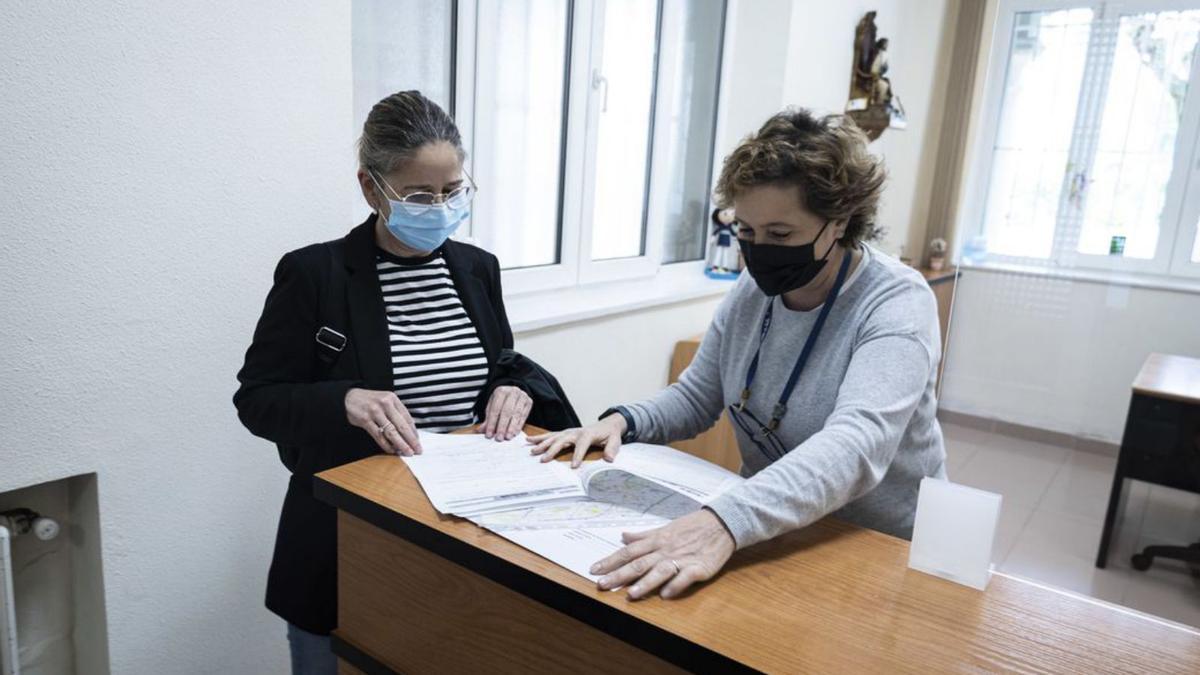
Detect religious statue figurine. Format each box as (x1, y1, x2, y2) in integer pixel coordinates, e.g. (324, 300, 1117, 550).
(847, 12, 907, 140)
(869, 37, 892, 108)
(852, 11, 879, 101)
(705, 207, 741, 280)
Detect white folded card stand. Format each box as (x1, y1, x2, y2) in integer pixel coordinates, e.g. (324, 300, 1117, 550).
(907, 477, 1002, 590)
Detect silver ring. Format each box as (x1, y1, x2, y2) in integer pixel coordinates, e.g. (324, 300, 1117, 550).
(379, 423, 395, 434)
(670, 559, 681, 575)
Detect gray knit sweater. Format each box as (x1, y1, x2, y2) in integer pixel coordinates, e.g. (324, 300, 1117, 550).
(625, 246, 946, 546)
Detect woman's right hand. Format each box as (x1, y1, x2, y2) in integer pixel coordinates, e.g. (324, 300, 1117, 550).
(344, 388, 422, 456)
(527, 414, 627, 468)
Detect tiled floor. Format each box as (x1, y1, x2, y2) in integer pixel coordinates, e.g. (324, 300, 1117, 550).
(943, 421, 1200, 629)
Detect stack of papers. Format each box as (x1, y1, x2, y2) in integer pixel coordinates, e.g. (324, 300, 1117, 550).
(401, 432, 585, 515)
(403, 431, 743, 581)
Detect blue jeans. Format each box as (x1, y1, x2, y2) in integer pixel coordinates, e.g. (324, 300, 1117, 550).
(286, 623, 336, 675)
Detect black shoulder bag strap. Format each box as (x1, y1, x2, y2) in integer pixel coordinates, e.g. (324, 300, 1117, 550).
(314, 241, 348, 375)
(279, 242, 350, 473)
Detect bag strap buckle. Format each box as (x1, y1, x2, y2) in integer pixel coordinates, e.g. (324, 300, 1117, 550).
(315, 326, 347, 353)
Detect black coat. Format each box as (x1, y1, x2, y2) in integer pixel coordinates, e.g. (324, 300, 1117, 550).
(233, 216, 575, 634)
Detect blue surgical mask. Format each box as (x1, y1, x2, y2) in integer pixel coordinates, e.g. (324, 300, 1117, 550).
(370, 172, 470, 251)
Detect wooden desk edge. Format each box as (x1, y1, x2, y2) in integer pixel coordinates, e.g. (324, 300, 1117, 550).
(331, 633, 393, 675)
(313, 474, 754, 674)
(1132, 353, 1200, 404)
(919, 266, 960, 285)
(1130, 386, 1200, 405)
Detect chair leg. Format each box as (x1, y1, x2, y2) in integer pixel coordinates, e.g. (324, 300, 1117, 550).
(1130, 541, 1200, 573)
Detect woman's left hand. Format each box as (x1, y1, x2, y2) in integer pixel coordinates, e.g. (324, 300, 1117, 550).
(482, 385, 533, 440)
(591, 509, 735, 599)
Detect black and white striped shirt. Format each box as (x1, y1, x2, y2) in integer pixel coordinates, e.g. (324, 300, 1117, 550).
(377, 248, 488, 433)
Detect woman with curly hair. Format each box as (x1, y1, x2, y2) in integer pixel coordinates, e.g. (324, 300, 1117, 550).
(530, 108, 947, 600)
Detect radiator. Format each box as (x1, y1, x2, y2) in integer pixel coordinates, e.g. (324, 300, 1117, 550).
(0, 525, 17, 675)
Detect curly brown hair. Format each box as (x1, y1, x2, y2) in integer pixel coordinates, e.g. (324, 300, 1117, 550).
(715, 108, 887, 244)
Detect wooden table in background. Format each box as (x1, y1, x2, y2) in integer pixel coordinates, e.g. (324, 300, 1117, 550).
(316, 427, 1200, 674)
(1097, 353, 1200, 570)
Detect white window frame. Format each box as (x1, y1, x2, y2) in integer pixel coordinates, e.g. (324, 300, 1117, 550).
(966, 0, 1200, 279)
(1169, 93, 1200, 277)
(453, 0, 733, 296)
(572, 0, 666, 285)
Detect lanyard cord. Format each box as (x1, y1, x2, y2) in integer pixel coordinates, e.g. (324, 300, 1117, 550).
(738, 248, 853, 430)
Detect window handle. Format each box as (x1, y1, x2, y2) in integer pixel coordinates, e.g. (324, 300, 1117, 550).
(1068, 168, 1090, 207)
(592, 69, 609, 112)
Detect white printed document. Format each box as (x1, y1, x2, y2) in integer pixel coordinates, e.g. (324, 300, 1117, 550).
(597, 442, 745, 502)
(402, 432, 586, 516)
(404, 434, 744, 582)
(470, 463, 707, 580)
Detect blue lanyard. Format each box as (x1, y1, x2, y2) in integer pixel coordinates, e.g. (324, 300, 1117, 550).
(736, 250, 853, 430)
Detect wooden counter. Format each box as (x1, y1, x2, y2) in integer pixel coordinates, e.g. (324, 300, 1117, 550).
(317, 434, 1200, 673)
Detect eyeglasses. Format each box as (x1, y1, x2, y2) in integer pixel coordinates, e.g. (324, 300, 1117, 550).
(371, 171, 478, 215)
(727, 402, 788, 461)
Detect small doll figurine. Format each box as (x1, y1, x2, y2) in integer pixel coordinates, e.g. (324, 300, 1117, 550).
(705, 207, 741, 280)
(927, 237, 948, 271)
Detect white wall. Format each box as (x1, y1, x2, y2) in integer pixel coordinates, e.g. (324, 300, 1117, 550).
(514, 298, 723, 422)
(781, 0, 956, 260)
(940, 270, 1200, 442)
(0, 1, 353, 673)
(716, 0, 793, 155)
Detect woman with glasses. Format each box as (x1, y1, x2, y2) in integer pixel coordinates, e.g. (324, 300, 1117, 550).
(530, 109, 946, 601)
(234, 90, 535, 674)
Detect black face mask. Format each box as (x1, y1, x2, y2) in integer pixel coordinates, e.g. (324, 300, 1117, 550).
(738, 220, 836, 296)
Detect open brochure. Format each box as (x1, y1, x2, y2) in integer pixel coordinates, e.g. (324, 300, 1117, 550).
(404, 431, 744, 581)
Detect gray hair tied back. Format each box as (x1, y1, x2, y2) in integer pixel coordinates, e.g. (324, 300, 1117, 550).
(357, 90, 464, 176)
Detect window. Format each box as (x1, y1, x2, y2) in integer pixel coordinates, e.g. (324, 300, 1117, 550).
(352, 0, 455, 124)
(585, 0, 659, 262)
(458, 0, 728, 292)
(981, 9, 1092, 260)
(653, 0, 726, 264)
(972, 1, 1200, 279)
(469, 0, 571, 270)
